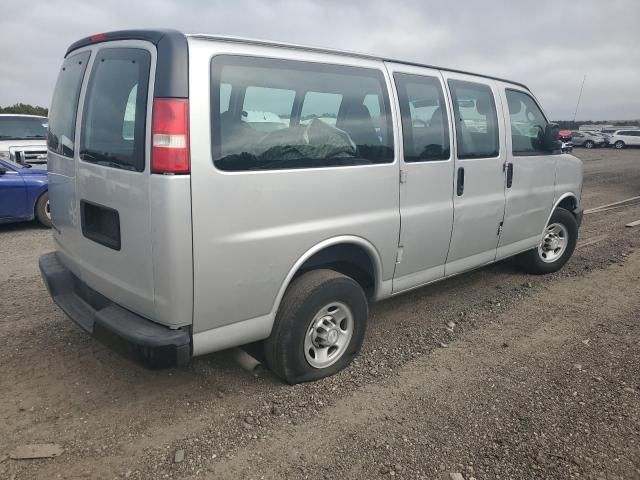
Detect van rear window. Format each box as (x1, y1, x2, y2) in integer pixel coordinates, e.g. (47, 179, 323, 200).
(211, 56, 394, 171)
(48, 51, 90, 158)
(80, 48, 151, 172)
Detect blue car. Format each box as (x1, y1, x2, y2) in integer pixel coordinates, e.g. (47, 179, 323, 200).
(0, 159, 50, 227)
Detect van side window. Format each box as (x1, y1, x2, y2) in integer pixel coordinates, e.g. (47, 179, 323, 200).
(242, 86, 295, 132)
(394, 73, 450, 162)
(448, 80, 499, 159)
(220, 83, 232, 113)
(211, 56, 394, 171)
(301, 92, 342, 126)
(48, 51, 90, 158)
(505, 89, 548, 156)
(80, 48, 151, 172)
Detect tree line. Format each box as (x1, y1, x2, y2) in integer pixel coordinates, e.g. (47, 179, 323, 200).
(553, 119, 640, 130)
(0, 103, 48, 116)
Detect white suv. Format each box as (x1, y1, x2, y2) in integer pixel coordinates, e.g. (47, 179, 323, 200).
(609, 130, 640, 149)
(0, 114, 48, 165)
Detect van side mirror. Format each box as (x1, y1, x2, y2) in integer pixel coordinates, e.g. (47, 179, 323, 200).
(543, 123, 561, 153)
(0, 166, 7, 175)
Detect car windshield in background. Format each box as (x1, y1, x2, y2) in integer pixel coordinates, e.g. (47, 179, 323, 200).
(0, 116, 47, 140)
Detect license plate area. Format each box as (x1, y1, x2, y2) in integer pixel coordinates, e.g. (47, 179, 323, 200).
(81, 200, 121, 251)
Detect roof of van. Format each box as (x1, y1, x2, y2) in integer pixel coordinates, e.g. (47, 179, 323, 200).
(66, 29, 530, 91)
(188, 34, 531, 90)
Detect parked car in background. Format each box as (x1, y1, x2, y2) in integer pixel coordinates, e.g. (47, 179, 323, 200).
(558, 130, 573, 152)
(0, 114, 48, 166)
(0, 159, 50, 227)
(609, 130, 640, 149)
(571, 130, 606, 148)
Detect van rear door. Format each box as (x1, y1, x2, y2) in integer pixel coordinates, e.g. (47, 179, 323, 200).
(48, 42, 158, 322)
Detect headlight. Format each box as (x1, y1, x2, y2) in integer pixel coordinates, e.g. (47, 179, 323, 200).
(0, 151, 9, 161)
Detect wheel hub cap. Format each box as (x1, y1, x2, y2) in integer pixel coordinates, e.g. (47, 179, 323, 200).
(304, 302, 354, 369)
(538, 222, 569, 263)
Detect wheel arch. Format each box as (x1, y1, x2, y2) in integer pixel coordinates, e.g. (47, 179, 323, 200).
(543, 192, 579, 234)
(32, 187, 48, 214)
(270, 236, 384, 318)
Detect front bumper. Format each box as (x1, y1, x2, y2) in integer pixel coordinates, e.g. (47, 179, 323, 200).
(574, 207, 584, 228)
(39, 252, 191, 369)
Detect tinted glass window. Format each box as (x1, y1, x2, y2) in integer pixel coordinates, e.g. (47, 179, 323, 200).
(394, 73, 450, 162)
(80, 48, 150, 172)
(212, 56, 394, 171)
(448, 80, 499, 159)
(301, 91, 342, 126)
(242, 86, 295, 132)
(48, 51, 90, 157)
(219, 83, 232, 113)
(0, 116, 47, 141)
(506, 89, 548, 155)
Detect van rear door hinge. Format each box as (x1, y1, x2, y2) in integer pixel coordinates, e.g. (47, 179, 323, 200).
(497, 221, 503, 236)
(400, 169, 408, 184)
(396, 246, 404, 264)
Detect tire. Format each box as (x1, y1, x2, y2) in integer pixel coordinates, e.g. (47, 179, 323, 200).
(516, 208, 577, 275)
(614, 140, 625, 149)
(584, 140, 594, 149)
(35, 191, 52, 228)
(264, 269, 368, 384)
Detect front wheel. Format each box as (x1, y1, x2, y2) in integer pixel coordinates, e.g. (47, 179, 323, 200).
(35, 191, 52, 228)
(516, 208, 577, 275)
(584, 140, 594, 149)
(264, 269, 368, 384)
(614, 140, 625, 149)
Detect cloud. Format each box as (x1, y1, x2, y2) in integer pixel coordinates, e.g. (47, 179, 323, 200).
(0, 0, 638, 120)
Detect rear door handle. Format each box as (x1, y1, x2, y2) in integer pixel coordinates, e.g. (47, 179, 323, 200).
(506, 162, 514, 188)
(456, 167, 465, 196)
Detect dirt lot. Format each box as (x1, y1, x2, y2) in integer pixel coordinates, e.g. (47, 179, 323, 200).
(1, 148, 639, 480)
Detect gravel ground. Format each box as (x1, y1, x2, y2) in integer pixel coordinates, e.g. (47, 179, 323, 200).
(0, 148, 639, 480)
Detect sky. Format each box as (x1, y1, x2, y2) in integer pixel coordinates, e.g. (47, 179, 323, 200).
(1, 0, 638, 121)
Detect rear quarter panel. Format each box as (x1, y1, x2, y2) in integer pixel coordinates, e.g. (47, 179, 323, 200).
(187, 38, 400, 345)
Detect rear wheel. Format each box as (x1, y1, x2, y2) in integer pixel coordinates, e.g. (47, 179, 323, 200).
(615, 140, 625, 149)
(516, 208, 577, 275)
(584, 140, 594, 149)
(264, 269, 368, 384)
(35, 191, 52, 228)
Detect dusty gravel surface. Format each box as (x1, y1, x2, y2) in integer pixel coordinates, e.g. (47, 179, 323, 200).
(1, 148, 639, 480)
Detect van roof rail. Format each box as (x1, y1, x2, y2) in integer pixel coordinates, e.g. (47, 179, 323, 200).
(187, 33, 531, 91)
(66, 29, 530, 92)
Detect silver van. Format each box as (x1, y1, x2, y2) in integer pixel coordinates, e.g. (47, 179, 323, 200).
(40, 30, 583, 383)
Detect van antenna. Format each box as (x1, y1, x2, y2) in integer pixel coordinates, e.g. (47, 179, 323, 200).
(572, 75, 586, 124)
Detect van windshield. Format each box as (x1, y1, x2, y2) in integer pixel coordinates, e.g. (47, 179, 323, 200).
(0, 116, 47, 140)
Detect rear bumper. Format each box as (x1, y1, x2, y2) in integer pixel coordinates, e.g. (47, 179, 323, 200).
(39, 252, 191, 369)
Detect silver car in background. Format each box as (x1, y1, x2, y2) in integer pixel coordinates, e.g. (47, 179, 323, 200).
(570, 130, 607, 148)
(39, 30, 583, 383)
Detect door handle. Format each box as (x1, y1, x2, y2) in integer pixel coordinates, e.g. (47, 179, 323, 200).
(456, 167, 465, 196)
(506, 162, 514, 188)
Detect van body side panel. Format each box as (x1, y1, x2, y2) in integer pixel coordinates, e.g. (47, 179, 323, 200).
(495, 83, 557, 260)
(149, 175, 193, 327)
(553, 154, 583, 208)
(188, 38, 400, 336)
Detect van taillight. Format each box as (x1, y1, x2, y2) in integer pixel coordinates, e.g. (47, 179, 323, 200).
(151, 98, 190, 174)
